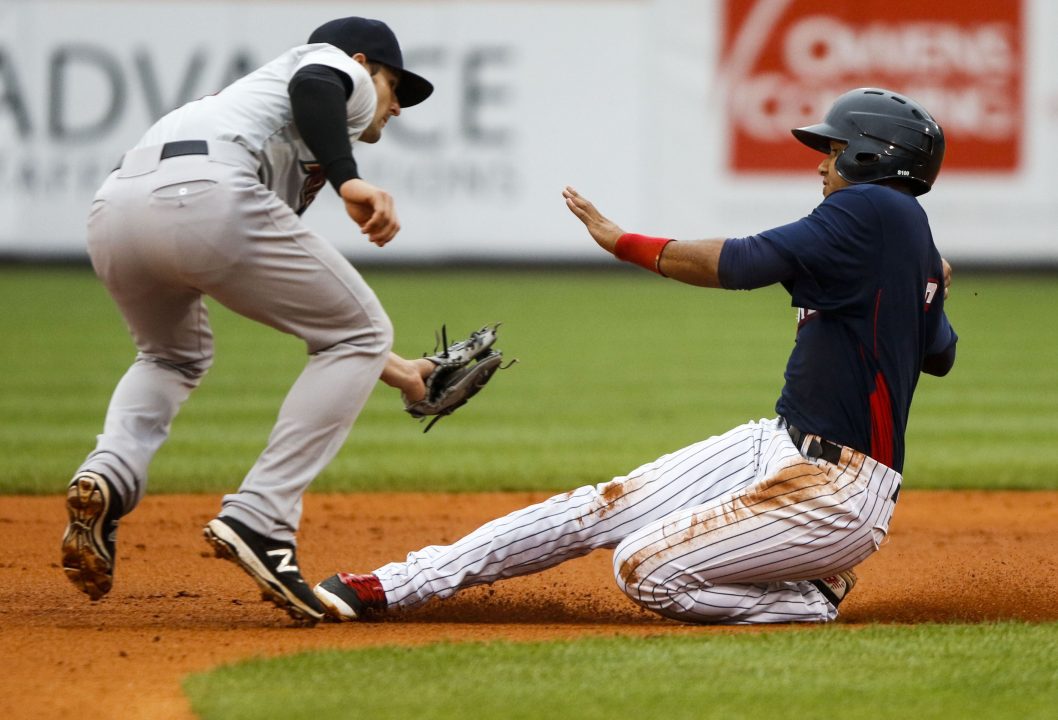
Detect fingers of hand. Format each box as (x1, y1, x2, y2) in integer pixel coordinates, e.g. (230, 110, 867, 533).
(562, 186, 624, 251)
(357, 192, 399, 245)
(565, 188, 590, 210)
(364, 216, 399, 245)
(562, 187, 597, 223)
(359, 192, 392, 232)
(369, 220, 399, 246)
(565, 197, 587, 221)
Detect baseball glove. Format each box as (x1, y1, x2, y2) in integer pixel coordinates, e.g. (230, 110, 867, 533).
(404, 324, 512, 432)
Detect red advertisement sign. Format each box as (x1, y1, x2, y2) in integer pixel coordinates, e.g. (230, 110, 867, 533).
(721, 0, 1023, 173)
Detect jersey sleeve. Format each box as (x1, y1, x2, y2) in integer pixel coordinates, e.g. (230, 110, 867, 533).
(757, 188, 884, 313)
(922, 336, 957, 377)
(288, 66, 359, 190)
(293, 45, 376, 141)
(717, 235, 797, 289)
(926, 312, 957, 355)
(921, 306, 958, 376)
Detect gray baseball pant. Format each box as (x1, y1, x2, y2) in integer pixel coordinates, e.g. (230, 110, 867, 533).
(80, 141, 392, 542)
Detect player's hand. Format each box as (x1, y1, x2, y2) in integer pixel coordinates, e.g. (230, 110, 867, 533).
(340, 178, 400, 247)
(562, 186, 624, 255)
(941, 257, 952, 299)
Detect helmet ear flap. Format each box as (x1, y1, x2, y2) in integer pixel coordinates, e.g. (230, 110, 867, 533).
(836, 149, 884, 186)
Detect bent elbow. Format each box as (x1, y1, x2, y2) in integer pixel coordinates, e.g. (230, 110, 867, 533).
(921, 344, 957, 377)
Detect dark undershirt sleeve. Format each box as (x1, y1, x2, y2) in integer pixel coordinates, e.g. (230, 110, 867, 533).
(922, 315, 958, 376)
(717, 235, 798, 290)
(288, 64, 360, 191)
(921, 342, 956, 376)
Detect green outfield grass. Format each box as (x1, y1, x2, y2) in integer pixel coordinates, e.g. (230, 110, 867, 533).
(184, 623, 1058, 720)
(2, 266, 1056, 493)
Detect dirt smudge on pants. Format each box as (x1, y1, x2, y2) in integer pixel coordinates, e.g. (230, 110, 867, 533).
(596, 476, 639, 520)
(619, 461, 833, 591)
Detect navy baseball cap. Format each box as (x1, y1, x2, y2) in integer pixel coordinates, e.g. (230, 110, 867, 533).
(308, 17, 433, 107)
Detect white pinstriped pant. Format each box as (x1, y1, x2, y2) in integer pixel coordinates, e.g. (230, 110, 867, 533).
(374, 417, 901, 624)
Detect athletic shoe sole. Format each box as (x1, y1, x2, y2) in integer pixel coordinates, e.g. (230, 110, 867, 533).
(61, 472, 116, 600)
(313, 579, 362, 621)
(203, 519, 323, 624)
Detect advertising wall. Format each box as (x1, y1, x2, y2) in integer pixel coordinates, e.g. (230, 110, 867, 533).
(1, 0, 1055, 263)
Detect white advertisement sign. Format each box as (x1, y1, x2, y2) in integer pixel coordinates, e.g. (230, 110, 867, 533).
(1, 0, 1055, 263)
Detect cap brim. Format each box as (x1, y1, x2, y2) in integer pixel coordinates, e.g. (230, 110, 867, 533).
(791, 123, 846, 153)
(395, 69, 433, 108)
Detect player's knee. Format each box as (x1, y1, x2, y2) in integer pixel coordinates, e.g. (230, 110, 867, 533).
(183, 357, 212, 383)
(375, 312, 395, 354)
(138, 354, 212, 384)
(612, 540, 660, 607)
(355, 311, 393, 358)
(613, 561, 683, 619)
(612, 541, 699, 621)
(320, 310, 393, 359)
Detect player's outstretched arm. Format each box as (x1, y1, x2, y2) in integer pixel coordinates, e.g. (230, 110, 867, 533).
(562, 186, 725, 288)
(340, 178, 400, 247)
(651, 239, 726, 288)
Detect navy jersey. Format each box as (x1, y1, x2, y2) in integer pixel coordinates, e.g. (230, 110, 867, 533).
(733, 184, 956, 472)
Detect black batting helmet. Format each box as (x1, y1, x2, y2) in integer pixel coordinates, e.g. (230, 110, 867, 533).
(792, 88, 945, 196)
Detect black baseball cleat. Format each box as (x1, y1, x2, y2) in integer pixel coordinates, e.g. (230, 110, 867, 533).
(811, 569, 858, 609)
(313, 573, 388, 621)
(203, 516, 325, 625)
(62, 471, 123, 600)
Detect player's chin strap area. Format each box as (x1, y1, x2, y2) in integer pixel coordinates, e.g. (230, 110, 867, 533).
(783, 419, 843, 465)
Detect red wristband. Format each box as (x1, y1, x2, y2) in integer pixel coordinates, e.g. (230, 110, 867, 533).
(614, 233, 674, 275)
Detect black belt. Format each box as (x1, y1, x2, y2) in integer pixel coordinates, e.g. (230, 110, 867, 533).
(787, 423, 843, 465)
(114, 140, 209, 172)
(159, 140, 209, 158)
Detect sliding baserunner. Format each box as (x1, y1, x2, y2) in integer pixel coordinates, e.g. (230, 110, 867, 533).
(315, 87, 958, 624)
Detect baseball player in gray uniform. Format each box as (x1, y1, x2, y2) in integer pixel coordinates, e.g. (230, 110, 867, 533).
(61, 17, 437, 623)
(314, 88, 957, 625)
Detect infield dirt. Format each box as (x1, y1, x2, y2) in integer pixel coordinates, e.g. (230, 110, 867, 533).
(3, 490, 1056, 720)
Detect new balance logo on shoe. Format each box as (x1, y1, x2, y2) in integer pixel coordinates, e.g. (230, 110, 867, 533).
(812, 569, 858, 609)
(267, 548, 299, 573)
